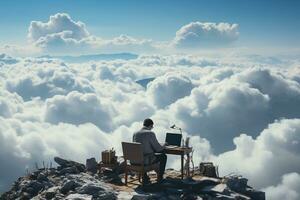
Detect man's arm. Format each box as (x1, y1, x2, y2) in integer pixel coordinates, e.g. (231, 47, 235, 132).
(149, 132, 164, 153)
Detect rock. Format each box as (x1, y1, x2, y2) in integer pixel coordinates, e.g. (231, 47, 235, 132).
(202, 183, 230, 194)
(95, 191, 117, 200)
(54, 156, 85, 172)
(59, 166, 79, 175)
(23, 180, 44, 196)
(1, 157, 266, 200)
(117, 191, 135, 199)
(60, 180, 80, 194)
(77, 183, 105, 195)
(86, 157, 98, 174)
(76, 182, 117, 199)
(131, 194, 153, 200)
(180, 193, 199, 200)
(244, 188, 265, 200)
(224, 176, 248, 193)
(44, 186, 59, 199)
(19, 192, 32, 200)
(214, 193, 236, 199)
(37, 173, 48, 182)
(65, 193, 93, 200)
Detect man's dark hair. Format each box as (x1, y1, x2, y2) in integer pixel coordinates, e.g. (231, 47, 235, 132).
(143, 118, 154, 127)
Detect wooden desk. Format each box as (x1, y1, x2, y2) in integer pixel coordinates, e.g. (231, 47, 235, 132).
(165, 146, 193, 179)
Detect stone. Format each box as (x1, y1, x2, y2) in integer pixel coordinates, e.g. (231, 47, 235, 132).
(202, 183, 230, 194)
(54, 156, 85, 172)
(44, 186, 59, 199)
(117, 191, 134, 199)
(244, 189, 265, 200)
(225, 176, 248, 193)
(23, 180, 44, 196)
(60, 180, 80, 194)
(86, 157, 98, 174)
(59, 166, 79, 175)
(37, 173, 49, 182)
(0, 156, 266, 200)
(215, 193, 236, 199)
(180, 193, 199, 200)
(95, 191, 117, 200)
(131, 194, 152, 200)
(77, 183, 105, 195)
(65, 193, 93, 200)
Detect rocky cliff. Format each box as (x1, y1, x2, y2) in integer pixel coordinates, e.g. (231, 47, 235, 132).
(0, 157, 265, 200)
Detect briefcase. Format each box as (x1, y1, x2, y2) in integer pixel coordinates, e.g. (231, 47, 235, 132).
(199, 162, 219, 178)
(101, 149, 116, 164)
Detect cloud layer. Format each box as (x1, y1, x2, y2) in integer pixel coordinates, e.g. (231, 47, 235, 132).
(0, 53, 300, 197)
(172, 22, 239, 48)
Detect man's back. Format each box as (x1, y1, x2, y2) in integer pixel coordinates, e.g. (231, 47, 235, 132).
(133, 127, 164, 164)
(132, 118, 167, 182)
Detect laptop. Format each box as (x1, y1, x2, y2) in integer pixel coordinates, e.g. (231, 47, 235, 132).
(165, 133, 182, 147)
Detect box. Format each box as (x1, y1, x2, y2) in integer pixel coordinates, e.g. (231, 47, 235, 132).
(101, 149, 116, 164)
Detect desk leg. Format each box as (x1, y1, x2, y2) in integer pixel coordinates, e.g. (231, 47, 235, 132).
(187, 153, 190, 178)
(181, 154, 184, 179)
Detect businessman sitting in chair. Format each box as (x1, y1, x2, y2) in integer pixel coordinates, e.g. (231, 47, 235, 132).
(133, 118, 167, 184)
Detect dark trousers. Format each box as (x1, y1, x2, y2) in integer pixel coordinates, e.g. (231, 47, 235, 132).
(143, 153, 167, 180)
(155, 153, 167, 178)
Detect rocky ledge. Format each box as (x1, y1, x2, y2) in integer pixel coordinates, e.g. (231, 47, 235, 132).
(0, 157, 265, 200)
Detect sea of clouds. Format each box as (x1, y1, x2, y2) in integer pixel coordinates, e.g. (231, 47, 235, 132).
(1, 53, 300, 199)
(1, 12, 300, 199)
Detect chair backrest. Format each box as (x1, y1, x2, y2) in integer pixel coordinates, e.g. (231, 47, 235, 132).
(122, 142, 144, 164)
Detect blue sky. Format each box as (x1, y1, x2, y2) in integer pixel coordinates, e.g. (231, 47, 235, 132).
(0, 0, 300, 53)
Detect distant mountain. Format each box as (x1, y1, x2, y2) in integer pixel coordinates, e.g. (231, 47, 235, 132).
(39, 53, 138, 63)
(136, 77, 155, 88)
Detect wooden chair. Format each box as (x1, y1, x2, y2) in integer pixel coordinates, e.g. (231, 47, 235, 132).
(122, 142, 160, 185)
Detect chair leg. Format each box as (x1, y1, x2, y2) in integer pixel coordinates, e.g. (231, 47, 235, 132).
(141, 169, 145, 186)
(138, 173, 141, 183)
(125, 168, 128, 185)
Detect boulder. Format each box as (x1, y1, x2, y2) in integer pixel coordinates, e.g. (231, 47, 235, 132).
(37, 172, 48, 182)
(22, 180, 44, 196)
(77, 183, 105, 195)
(224, 176, 248, 193)
(86, 157, 98, 174)
(54, 156, 85, 172)
(59, 166, 79, 175)
(60, 180, 80, 194)
(44, 186, 59, 199)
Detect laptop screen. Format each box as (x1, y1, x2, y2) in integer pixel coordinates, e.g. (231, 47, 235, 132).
(165, 133, 182, 146)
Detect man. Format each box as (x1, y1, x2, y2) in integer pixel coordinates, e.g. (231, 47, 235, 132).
(133, 118, 167, 184)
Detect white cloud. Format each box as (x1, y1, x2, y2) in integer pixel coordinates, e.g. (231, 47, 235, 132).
(1, 13, 245, 56)
(0, 117, 113, 192)
(28, 13, 89, 42)
(1, 54, 300, 193)
(215, 119, 300, 188)
(0, 90, 23, 118)
(167, 67, 300, 153)
(25, 13, 157, 55)
(147, 73, 194, 108)
(172, 22, 239, 48)
(0, 45, 42, 57)
(263, 173, 300, 200)
(5, 64, 95, 101)
(44, 91, 115, 132)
